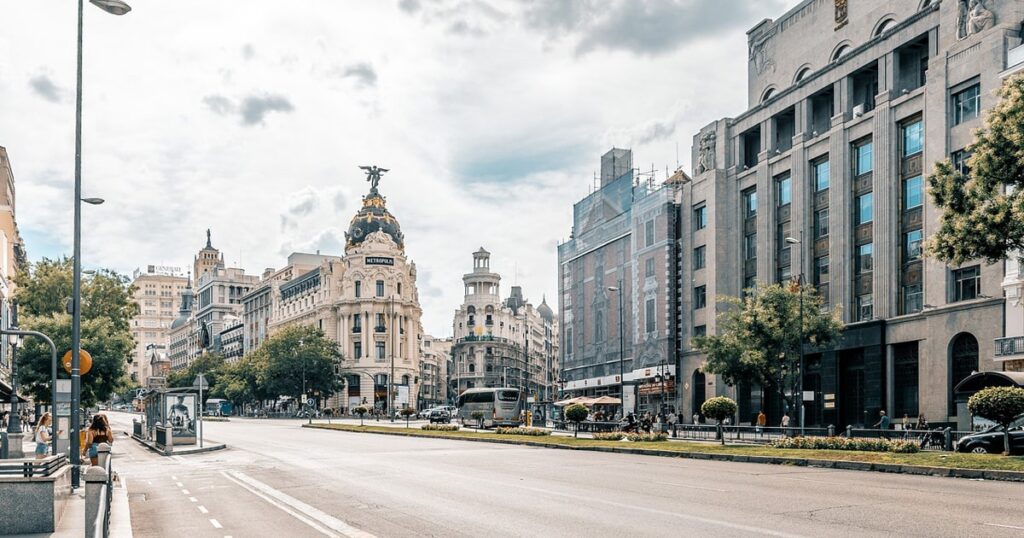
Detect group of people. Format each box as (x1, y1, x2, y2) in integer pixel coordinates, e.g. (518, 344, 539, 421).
(28, 411, 112, 463)
(620, 410, 679, 433)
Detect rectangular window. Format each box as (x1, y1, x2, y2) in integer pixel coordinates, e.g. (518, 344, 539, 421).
(902, 284, 923, 314)
(376, 341, 386, 360)
(855, 140, 873, 175)
(693, 325, 706, 338)
(693, 204, 708, 230)
(743, 189, 757, 218)
(813, 159, 830, 192)
(743, 275, 756, 293)
(693, 285, 707, 310)
(744, 233, 757, 260)
(952, 149, 972, 176)
(645, 298, 656, 333)
(776, 174, 792, 206)
(856, 192, 873, 225)
(856, 243, 874, 274)
(952, 83, 980, 126)
(952, 265, 981, 302)
(354, 281, 361, 298)
(814, 209, 829, 240)
(376, 280, 385, 297)
(645, 220, 655, 246)
(893, 343, 919, 416)
(693, 246, 706, 270)
(645, 257, 655, 278)
(902, 119, 923, 156)
(856, 294, 873, 321)
(777, 265, 792, 284)
(376, 313, 385, 329)
(903, 176, 923, 210)
(904, 229, 923, 262)
(814, 256, 829, 285)
(354, 341, 362, 359)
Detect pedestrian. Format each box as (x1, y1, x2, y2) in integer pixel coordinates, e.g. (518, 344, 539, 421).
(667, 411, 677, 426)
(83, 414, 113, 466)
(756, 410, 767, 437)
(915, 413, 928, 431)
(692, 413, 700, 425)
(34, 412, 58, 459)
(781, 413, 791, 437)
(873, 410, 891, 439)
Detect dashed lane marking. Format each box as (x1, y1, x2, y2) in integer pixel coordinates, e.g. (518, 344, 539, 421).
(189, 497, 198, 503)
(182, 489, 191, 495)
(198, 506, 209, 514)
(176, 482, 184, 487)
(210, 519, 223, 529)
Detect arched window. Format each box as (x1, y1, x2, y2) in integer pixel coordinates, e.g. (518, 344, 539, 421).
(691, 370, 707, 420)
(401, 374, 410, 386)
(873, 17, 896, 37)
(760, 86, 776, 104)
(793, 66, 812, 84)
(468, 362, 475, 373)
(949, 333, 979, 415)
(830, 43, 851, 62)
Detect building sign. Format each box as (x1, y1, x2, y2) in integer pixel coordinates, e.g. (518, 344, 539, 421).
(638, 380, 676, 396)
(365, 256, 394, 266)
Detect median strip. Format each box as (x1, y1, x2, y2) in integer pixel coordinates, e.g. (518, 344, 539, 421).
(303, 423, 1024, 482)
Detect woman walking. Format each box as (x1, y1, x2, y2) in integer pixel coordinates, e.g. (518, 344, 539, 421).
(34, 412, 57, 459)
(83, 414, 113, 465)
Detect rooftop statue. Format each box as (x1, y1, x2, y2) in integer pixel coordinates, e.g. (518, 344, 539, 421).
(360, 165, 389, 194)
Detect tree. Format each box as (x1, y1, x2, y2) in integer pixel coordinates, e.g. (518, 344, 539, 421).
(259, 325, 341, 403)
(219, 352, 269, 412)
(166, 353, 226, 409)
(14, 258, 138, 406)
(694, 282, 842, 421)
(470, 410, 485, 431)
(400, 407, 415, 428)
(967, 386, 1024, 455)
(353, 405, 368, 426)
(564, 403, 588, 438)
(701, 397, 738, 445)
(928, 74, 1024, 264)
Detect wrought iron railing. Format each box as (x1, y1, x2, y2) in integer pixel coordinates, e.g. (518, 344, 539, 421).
(995, 336, 1024, 357)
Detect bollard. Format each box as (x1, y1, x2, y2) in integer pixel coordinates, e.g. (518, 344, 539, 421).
(84, 464, 109, 538)
(943, 427, 953, 451)
(846, 425, 853, 438)
(672, 424, 677, 438)
(165, 426, 174, 455)
(96, 443, 111, 469)
(827, 424, 835, 437)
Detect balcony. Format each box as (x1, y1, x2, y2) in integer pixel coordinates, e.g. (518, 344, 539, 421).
(995, 336, 1024, 360)
(375, 325, 386, 333)
(351, 326, 361, 333)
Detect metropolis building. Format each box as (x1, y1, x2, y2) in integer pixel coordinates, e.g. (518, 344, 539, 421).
(679, 0, 1024, 429)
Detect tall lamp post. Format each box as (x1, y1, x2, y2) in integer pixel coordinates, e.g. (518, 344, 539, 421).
(388, 295, 396, 422)
(785, 233, 805, 436)
(5, 303, 23, 437)
(71, 0, 131, 489)
(607, 282, 626, 417)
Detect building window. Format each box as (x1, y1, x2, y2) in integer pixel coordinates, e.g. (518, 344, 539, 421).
(949, 333, 979, 415)
(951, 265, 980, 302)
(952, 83, 980, 126)
(693, 246, 706, 270)
(903, 176, 923, 210)
(902, 119, 923, 156)
(814, 209, 829, 240)
(813, 159, 830, 192)
(376, 313, 385, 329)
(693, 286, 707, 310)
(777, 265, 792, 283)
(743, 189, 757, 218)
(893, 342, 919, 416)
(743, 275, 756, 294)
(354, 281, 361, 298)
(353, 315, 362, 332)
(645, 220, 655, 246)
(856, 294, 873, 321)
(354, 341, 362, 359)
(952, 149, 972, 176)
(693, 204, 708, 230)
(856, 192, 873, 225)
(376, 341, 386, 360)
(645, 298, 656, 333)
(693, 325, 706, 338)
(856, 243, 873, 274)
(744, 233, 757, 260)
(813, 256, 829, 285)
(376, 280, 385, 297)
(645, 258, 655, 278)
(776, 174, 792, 206)
(854, 140, 873, 175)
(904, 230, 923, 261)
(902, 284, 923, 314)
(397, 282, 402, 296)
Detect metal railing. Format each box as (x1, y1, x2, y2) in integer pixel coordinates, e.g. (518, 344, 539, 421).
(0, 454, 68, 477)
(85, 443, 113, 538)
(995, 335, 1024, 357)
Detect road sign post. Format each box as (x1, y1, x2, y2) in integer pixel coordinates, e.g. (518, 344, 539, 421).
(193, 374, 208, 448)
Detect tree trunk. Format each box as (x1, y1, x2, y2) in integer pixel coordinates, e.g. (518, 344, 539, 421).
(1004, 429, 1011, 456)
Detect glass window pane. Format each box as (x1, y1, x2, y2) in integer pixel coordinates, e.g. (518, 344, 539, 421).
(904, 229, 923, 261)
(814, 209, 829, 239)
(903, 120, 923, 156)
(857, 193, 873, 225)
(815, 160, 830, 191)
(777, 176, 792, 206)
(903, 176, 923, 210)
(856, 142, 873, 175)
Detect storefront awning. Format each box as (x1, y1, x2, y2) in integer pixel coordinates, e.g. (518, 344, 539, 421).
(954, 371, 1024, 395)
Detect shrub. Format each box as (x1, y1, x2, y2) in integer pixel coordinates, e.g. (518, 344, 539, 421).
(968, 386, 1024, 455)
(564, 403, 589, 438)
(770, 436, 919, 453)
(470, 410, 485, 429)
(701, 396, 738, 445)
(353, 405, 368, 426)
(400, 407, 416, 418)
(421, 424, 459, 431)
(593, 432, 626, 441)
(495, 427, 550, 436)
(626, 432, 668, 442)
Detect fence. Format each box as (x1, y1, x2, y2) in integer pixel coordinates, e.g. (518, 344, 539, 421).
(0, 454, 68, 477)
(85, 443, 112, 538)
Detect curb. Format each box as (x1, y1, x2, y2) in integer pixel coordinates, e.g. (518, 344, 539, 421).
(127, 431, 227, 456)
(303, 424, 1024, 483)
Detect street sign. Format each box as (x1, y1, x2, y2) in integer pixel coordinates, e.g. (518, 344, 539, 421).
(306, 397, 316, 408)
(802, 391, 815, 402)
(193, 374, 209, 390)
(61, 349, 93, 375)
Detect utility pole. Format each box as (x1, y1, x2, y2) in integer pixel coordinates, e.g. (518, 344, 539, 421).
(389, 295, 395, 421)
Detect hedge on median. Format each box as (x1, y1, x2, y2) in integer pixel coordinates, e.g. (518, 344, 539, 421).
(593, 432, 626, 441)
(495, 427, 551, 436)
(626, 432, 668, 442)
(771, 436, 920, 453)
(421, 424, 459, 431)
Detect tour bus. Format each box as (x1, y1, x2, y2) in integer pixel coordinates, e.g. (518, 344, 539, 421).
(457, 388, 523, 428)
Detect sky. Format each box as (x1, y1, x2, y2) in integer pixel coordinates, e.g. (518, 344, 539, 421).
(0, 0, 800, 337)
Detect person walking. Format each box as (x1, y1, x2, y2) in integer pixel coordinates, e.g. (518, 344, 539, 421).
(873, 410, 891, 440)
(33, 412, 58, 459)
(915, 413, 928, 431)
(756, 410, 767, 437)
(781, 413, 791, 437)
(83, 414, 113, 466)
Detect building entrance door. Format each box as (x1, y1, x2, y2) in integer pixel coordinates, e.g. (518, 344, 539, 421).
(839, 351, 865, 427)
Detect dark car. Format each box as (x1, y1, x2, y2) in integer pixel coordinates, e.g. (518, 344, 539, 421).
(428, 409, 451, 424)
(956, 415, 1024, 455)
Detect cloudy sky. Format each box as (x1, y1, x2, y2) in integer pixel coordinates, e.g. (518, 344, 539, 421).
(1, 0, 798, 336)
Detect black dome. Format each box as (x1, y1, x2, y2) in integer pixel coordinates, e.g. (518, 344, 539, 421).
(346, 192, 404, 251)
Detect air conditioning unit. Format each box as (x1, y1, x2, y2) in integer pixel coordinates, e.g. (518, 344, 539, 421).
(852, 104, 865, 117)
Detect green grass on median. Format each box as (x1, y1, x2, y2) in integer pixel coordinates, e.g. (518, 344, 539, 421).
(304, 423, 1024, 473)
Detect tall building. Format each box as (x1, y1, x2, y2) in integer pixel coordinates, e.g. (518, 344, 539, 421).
(194, 229, 224, 280)
(451, 248, 560, 415)
(680, 0, 1020, 429)
(0, 146, 26, 404)
(419, 334, 451, 409)
(129, 265, 187, 386)
(167, 278, 197, 371)
(557, 149, 683, 415)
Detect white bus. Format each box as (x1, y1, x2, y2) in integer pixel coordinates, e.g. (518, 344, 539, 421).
(457, 388, 523, 428)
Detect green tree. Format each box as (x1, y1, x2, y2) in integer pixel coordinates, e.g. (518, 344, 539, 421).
(701, 396, 738, 445)
(258, 325, 341, 402)
(219, 352, 269, 411)
(564, 403, 588, 438)
(694, 282, 842, 420)
(14, 258, 138, 406)
(353, 405, 368, 426)
(928, 74, 1024, 264)
(967, 386, 1024, 455)
(167, 353, 225, 395)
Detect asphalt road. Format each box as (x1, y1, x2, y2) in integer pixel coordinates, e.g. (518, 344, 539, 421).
(106, 412, 1024, 537)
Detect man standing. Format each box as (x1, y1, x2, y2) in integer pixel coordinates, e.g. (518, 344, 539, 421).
(781, 413, 791, 437)
(756, 410, 767, 437)
(874, 410, 891, 440)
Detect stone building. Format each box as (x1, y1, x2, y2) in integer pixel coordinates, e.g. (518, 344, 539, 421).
(451, 248, 560, 415)
(557, 149, 682, 415)
(129, 266, 187, 386)
(0, 146, 26, 404)
(167, 279, 197, 371)
(681, 0, 1023, 429)
(194, 265, 259, 362)
(220, 318, 243, 363)
(419, 334, 451, 408)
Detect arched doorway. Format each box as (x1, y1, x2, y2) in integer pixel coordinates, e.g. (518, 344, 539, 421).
(949, 333, 979, 417)
(691, 369, 706, 422)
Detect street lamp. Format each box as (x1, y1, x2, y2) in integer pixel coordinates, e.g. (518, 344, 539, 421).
(70, 0, 131, 489)
(388, 294, 397, 422)
(607, 282, 626, 417)
(785, 233, 805, 436)
(5, 304, 24, 436)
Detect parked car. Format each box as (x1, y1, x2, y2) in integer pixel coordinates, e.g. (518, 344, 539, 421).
(956, 415, 1024, 454)
(429, 409, 451, 424)
(418, 407, 437, 420)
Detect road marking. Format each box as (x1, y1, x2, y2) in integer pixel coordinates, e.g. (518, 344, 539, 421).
(198, 506, 209, 514)
(189, 497, 198, 503)
(176, 482, 184, 487)
(172, 475, 178, 480)
(210, 519, 223, 529)
(986, 523, 1024, 531)
(221, 470, 375, 538)
(182, 489, 191, 495)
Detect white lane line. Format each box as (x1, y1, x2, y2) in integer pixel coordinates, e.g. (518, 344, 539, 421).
(210, 519, 223, 529)
(176, 481, 184, 487)
(221, 470, 375, 538)
(182, 489, 190, 495)
(172, 475, 178, 480)
(198, 505, 209, 514)
(189, 497, 198, 503)
(985, 523, 1024, 531)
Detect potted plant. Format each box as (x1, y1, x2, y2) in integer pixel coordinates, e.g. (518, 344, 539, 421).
(701, 396, 738, 445)
(353, 405, 368, 427)
(564, 403, 589, 438)
(400, 407, 415, 428)
(470, 410, 485, 431)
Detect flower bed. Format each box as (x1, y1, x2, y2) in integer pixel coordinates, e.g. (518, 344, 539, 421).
(592, 432, 626, 441)
(495, 427, 550, 436)
(626, 432, 668, 442)
(771, 436, 920, 453)
(421, 424, 459, 431)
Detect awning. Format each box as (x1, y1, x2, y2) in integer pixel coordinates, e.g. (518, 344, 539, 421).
(589, 396, 622, 405)
(954, 371, 1024, 394)
(554, 396, 595, 407)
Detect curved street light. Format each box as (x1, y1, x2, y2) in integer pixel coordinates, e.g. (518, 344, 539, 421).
(89, 0, 132, 15)
(81, 197, 105, 205)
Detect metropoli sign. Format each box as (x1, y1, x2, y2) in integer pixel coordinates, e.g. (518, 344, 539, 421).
(365, 257, 394, 266)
